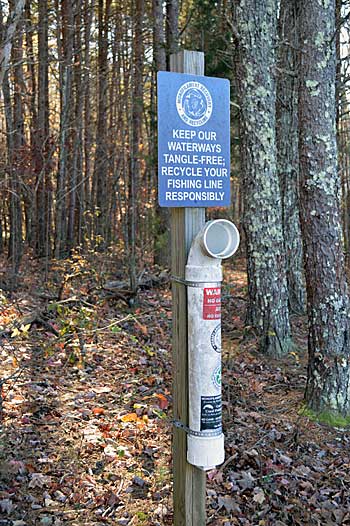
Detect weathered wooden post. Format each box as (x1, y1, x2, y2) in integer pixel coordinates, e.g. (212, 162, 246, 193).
(170, 50, 206, 526)
(157, 49, 232, 525)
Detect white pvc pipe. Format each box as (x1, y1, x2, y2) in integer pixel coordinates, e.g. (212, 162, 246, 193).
(185, 220, 240, 471)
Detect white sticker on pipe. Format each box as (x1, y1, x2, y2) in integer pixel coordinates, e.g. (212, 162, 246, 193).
(212, 363, 221, 390)
(210, 324, 221, 352)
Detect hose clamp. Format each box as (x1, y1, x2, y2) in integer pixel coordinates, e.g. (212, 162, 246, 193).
(171, 276, 221, 288)
(173, 419, 222, 438)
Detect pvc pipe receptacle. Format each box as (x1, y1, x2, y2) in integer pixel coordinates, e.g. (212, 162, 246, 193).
(202, 219, 240, 259)
(187, 434, 225, 471)
(185, 219, 240, 472)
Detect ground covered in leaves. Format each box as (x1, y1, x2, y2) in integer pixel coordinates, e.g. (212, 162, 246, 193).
(0, 249, 350, 526)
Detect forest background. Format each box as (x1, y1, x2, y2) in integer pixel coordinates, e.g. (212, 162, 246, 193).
(2, 0, 350, 524)
(2, 0, 350, 416)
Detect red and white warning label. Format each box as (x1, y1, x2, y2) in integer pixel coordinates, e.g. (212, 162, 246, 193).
(203, 287, 221, 320)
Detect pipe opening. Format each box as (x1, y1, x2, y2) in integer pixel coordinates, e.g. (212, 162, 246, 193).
(203, 220, 240, 259)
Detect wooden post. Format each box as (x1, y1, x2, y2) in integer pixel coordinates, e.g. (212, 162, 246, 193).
(171, 50, 206, 526)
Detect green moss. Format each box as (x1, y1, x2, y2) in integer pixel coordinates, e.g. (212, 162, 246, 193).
(306, 80, 319, 89)
(136, 512, 148, 521)
(299, 405, 350, 427)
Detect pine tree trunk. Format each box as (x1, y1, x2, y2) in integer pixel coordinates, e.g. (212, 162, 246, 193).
(0, 0, 25, 86)
(276, 0, 305, 314)
(82, 0, 94, 246)
(93, 0, 111, 246)
(129, 0, 144, 293)
(24, 1, 37, 246)
(153, 0, 170, 267)
(10, 13, 24, 272)
(55, 0, 74, 257)
(166, 0, 178, 58)
(153, 0, 166, 72)
(68, 0, 84, 249)
(233, 0, 291, 356)
(299, 0, 350, 417)
(36, 0, 50, 258)
(0, 0, 25, 278)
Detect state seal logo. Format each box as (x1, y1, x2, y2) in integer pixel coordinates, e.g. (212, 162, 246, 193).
(210, 324, 221, 353)
(212, 363, 221, 391)
(176, 81, 213, 127)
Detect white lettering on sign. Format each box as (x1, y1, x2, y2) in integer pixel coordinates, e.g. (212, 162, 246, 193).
(206, 288, 220, 295)
(165, 178, 223, 192)
(161, 128, 228, 202)
(165, 191, 225, 202)
(198, 130, 216, 141)
(162, 166, 203, 177)
(157, 72, 230, 206)
(167, 141, 222, 153)
(163, 153, 226, 167)
(172, 129, 196, 139)
(203, 287, 221, 320)
(204, 167, 228, 176)
(168, 179, 202, 188)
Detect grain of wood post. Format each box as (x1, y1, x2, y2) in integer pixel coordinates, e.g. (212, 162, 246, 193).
(170, 50, 207, 526)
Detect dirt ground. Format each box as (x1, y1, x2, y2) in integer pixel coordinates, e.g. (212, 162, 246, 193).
(0, 251, 349, 525)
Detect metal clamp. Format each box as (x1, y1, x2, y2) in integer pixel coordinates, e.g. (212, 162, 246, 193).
(171, 275, 221, 289)
(173, 419, 222, 438)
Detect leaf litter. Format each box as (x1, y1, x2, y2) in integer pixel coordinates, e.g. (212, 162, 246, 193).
(0, 253, 350, 525)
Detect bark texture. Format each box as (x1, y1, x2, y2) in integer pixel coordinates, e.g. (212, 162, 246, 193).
(0, 0, 25, 86)
(36, 0, 51, 258)
(153, 0, 170, 267)
(93, 0, 111, 245)
(298, 0, 350, 416)
(234, 0, 291, 356)
(55, 0, 74, 257)
(276, 0, 305, 314)
(129, 0, 144, 292)
(166, 0, 178, 58)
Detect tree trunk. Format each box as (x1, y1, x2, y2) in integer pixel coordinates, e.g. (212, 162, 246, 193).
(93, 0, 111, 246)
(0, 0, 25, 279)
(276, 0, 305, 314)
(298, 0, 350, 417)
(68, 0, 84, 250)
(153, 0, 166, 71)
(166, 0, 178, 59)
(24, 0, 37, 246)
(82, 0, 94, 245)
(11, 9, 24, 269)
(55, 0, 74, 257)
(0, 0, 25, 86)
(233, 0, 291, 356)
(153, 0, 170, 267)
(36, 0, 51, 258)
(129, 0, 144, 293)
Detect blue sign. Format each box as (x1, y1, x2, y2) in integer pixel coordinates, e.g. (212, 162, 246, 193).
(157, 71, 230, 208)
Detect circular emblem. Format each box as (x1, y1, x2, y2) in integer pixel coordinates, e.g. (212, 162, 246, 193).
(212, 363, 221, 391)
(210, 324, 221, 353)
(176, 81, 213, 127)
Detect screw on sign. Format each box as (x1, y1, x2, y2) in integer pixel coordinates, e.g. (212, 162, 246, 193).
(203, 287, 221, 320)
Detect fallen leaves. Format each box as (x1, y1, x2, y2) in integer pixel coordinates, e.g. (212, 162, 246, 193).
(28, 473, 52, 489)
(120, 412, 138, 422)
(155, 392, 169, 410)
(0, 498, 14, 514)
(252, 487, 266, 504)
(2, 255, 350, 525)
(92, 407, 105, 415)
